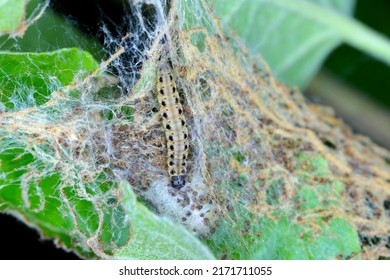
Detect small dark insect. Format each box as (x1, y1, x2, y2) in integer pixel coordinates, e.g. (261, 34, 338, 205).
(157, 62, 189, 189)
(107, 197, 117, 205)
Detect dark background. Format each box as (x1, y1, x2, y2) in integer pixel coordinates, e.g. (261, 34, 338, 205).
(324, 0, 390, 109)
(0, 0, 389, 260)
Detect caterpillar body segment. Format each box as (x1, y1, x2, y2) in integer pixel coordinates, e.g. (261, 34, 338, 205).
(156, 62, 189, 189)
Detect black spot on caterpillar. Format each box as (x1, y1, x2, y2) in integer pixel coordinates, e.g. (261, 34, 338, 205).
(157, 62, 189, 189)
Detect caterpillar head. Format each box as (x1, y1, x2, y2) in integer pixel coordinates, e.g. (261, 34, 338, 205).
(171, 175, 185, 189)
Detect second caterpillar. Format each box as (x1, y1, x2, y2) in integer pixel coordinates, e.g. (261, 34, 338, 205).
(156, 62, 189, 189)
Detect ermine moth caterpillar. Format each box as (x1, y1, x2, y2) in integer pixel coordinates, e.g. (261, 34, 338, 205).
(156, 62, 189, 189)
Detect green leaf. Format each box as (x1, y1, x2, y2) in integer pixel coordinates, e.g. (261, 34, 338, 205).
(0, 48, 111, 258)
(0, 48, 99, 110)
(0, 137, 131, 258)
(211, 0, 390, 88)
(205, 153, 360, 259)
(113, 181, 215, 260)
(0, 0, 103, 57)
(0, 0, 25, 35)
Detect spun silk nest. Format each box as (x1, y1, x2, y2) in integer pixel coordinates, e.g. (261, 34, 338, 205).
(0, 0, 389, 259)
